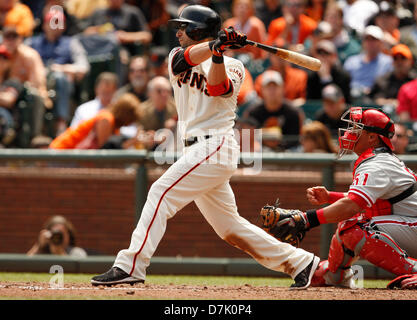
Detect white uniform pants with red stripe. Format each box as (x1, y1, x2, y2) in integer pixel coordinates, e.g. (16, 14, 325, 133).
(369, 215, 417, 258)
(113, 135, 315, 280)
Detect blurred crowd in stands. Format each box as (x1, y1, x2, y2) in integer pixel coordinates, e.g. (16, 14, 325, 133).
(0, 0, 416, 154)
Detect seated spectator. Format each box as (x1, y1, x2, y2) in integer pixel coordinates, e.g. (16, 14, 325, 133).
(342, 0, 379, 35)
(392, 122, 412, 155)
(254, 0, 282, 30)
(139, 76, 177, 133)
(70, 72, 119, 128)
(244, 70, 302, 151)
(400, 2, 417, 60)
(84, 0, 152, 57)
(50, 93, 141, 149)
(343, 25, 393, 100)
(314, 84, 349, 137)
(267, 0, 317, 47)
(120, 76, 177, 150)
(114, 56, 151, 102)
(373, 1, 401, 49)
(0, 0, 35, 37)
(396, 78, 417, 121)
(27, 215, 87, 257)
(223, 0, 267, 60)
(370, 44, 416, 108)
(0, 26, 50, 141)
(255, 39, 307, 107)
(298, 120, 337, 153)
(307, 39, 351, 103)
(322, 1, 361, 64)
(1, 26, 50, 107)
(26, 9, 90, 136)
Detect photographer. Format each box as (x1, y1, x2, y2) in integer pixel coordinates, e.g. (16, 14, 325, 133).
(27, 215, 87, 258)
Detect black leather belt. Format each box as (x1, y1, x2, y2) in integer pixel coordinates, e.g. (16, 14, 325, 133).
(183, 135, 211, 147)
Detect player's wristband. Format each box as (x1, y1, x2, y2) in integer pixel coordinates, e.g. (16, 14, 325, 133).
(306, 208, 326, 228)
(328, 192, 344, 203)
(212, 54, 224, 64)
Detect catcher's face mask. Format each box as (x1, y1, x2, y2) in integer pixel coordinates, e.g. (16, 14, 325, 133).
(337, 106, 395, 159)
(337, 107, 364, 159)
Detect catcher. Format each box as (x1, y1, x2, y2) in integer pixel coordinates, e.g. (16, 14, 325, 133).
(260, 106, 417, 289)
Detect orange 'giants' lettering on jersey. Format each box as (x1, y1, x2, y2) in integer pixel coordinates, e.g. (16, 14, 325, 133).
(229, 68, 243, 81)
(177, 70, 210, 96)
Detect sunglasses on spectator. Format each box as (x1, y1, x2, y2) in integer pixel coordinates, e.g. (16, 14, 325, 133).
(129, 68, 147, 73)
(393, 54, 407, 61)
(317, 49, 332, 56)
(3, 32, 19, 40)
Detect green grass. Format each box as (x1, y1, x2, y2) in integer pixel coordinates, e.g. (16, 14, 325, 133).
(0, 272, 387, 288)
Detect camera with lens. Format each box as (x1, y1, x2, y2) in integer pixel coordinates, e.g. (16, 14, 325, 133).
(50, 230, 64, 245)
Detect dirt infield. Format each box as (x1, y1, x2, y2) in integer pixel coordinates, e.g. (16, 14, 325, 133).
(1, 282, 417, 300)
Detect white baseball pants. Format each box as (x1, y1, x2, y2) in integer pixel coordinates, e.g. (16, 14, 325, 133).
(114, 135, 315, 280)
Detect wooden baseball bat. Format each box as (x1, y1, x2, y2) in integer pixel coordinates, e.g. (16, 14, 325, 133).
(246, 40, 321, 71)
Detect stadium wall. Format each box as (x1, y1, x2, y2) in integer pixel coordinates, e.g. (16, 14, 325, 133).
(0, 166, 351, 259)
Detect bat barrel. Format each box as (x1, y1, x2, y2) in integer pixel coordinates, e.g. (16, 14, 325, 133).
(245, 40, 321, 72)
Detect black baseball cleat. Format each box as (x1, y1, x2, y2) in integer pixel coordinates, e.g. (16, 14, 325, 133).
(91, 267, 144, 286)
(290, 256, 320, 290)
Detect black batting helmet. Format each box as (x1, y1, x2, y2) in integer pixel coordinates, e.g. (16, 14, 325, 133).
(168, 5, 221, 41)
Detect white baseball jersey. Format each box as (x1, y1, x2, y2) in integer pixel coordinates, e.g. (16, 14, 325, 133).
(348, 151, 417, 217)
(168, 47, 245, 140)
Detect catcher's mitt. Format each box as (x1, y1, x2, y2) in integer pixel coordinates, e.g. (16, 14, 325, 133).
(260, 200, 309, 247)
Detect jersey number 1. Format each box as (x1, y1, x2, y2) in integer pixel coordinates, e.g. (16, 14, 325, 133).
(353, 173, 369, 186)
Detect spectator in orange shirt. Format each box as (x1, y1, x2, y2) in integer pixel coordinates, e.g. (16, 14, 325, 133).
(254, 40, 307, 107)
(50, 93, 141, 149)
(0, 0, 35, 37)
(223, 0, 266, 60)
(267, 0, 317, 47)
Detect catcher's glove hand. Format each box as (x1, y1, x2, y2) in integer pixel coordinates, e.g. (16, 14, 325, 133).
(260, 201, 310, 247)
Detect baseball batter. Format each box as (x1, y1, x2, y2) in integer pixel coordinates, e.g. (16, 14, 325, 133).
(91, 5, 319, 289)
(262, 107, 417, 289)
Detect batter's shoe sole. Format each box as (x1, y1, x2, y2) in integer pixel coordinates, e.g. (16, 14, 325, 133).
(91, 267, 144, 286)
(290, 256, 320, 290)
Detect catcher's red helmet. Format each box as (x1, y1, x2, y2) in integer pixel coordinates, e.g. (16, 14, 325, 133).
(168, 5, 221, 41)
(338, 107, 395, 158)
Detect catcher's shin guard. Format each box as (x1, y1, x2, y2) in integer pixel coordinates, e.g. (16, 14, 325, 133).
(359, 230, 417, 276)
(311, 220, 363, 288)
(316, 219, 417, 286)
